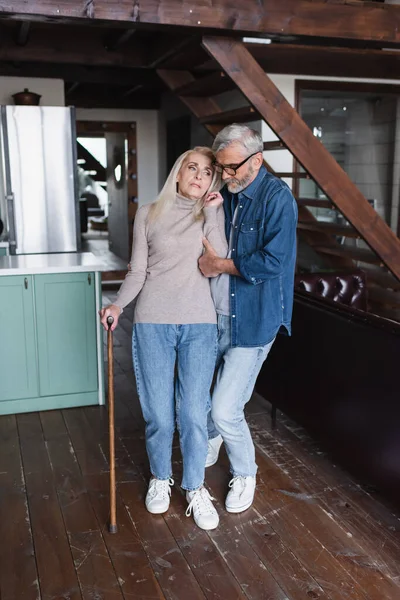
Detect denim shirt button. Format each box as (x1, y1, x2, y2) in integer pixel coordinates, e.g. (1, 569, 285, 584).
(231, 293, 235, 297)
(232, 315, 236, 318)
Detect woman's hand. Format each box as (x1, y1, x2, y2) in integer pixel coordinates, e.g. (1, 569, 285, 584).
(204, 191, 224, 207)
(99, 304, 122, 331)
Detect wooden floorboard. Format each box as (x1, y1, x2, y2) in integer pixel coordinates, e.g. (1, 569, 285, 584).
(0, 416, 40, 600)
(2, 292, 400, 599)
(17, 412, 82, 600)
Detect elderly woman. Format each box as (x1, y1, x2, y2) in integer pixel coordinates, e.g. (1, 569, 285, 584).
(100, 147, 227, 530)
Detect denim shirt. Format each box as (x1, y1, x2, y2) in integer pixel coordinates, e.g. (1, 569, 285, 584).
(223, 166, 298, 347)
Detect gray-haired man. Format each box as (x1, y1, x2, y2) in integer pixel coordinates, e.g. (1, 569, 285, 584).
(199, 124, 297, 513)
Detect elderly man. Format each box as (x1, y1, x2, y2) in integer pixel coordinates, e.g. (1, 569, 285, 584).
(199, 123, 298, 513)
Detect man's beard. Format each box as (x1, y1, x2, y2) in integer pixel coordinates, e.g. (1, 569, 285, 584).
(225, 165, 255, 194)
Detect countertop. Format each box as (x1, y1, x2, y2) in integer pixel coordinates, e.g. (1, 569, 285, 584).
(0, 241, 9, 248)
(0, 252, 103, 276)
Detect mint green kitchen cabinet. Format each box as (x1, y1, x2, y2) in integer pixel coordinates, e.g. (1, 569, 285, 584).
(0, 248, 7, 256)
(0, 270, 103, 415)
(35, 273, 98, 397)
(0, 275, 38, 402)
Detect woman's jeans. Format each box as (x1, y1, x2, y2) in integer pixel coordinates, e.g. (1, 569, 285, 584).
(132, 323, 217, 491)
(208, 314, 275, 478)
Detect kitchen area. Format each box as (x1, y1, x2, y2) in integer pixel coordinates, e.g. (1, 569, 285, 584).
(0, 99, 106, 415)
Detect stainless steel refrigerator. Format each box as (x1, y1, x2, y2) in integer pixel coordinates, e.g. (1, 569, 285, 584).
(0, 105, 79, 255)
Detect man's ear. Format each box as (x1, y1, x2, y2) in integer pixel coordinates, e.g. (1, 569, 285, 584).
(255, 152, 264, 168)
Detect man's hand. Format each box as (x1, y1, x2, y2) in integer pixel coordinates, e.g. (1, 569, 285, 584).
(199, 238, 221, 277)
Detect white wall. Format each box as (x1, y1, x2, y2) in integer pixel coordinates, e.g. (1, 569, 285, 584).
(75, 108, 164, 207)
(0, 76, 64, 106)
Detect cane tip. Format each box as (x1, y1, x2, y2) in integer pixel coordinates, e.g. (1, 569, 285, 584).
(108, 523, 118, 534)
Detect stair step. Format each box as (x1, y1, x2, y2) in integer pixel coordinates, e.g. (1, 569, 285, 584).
(368, 286, 400, 307)
(276, 172, 311, 179)
(363, 268, 400, 291)
(313, 245, 383, 266)
(297, 198, 333, 209)
(176, 71, 234, 97)
(200, 106, 259, 125)
(263, 141, 287, 151)
(298, 221, 359, 238)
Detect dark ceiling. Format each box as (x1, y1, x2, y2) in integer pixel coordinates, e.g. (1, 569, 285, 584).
(0, 19, 398, 110)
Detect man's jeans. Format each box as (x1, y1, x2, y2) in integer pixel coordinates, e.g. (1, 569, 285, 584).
(208, 314, 275, 477)
(132, 323, 217, 491)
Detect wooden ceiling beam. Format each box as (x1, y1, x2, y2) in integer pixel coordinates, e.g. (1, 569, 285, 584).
(0, 0, 399, 45)
(67, 87, 160, 109)
(247, 42, 400, 81)
(103, 27, 136, 52)
(15, 21, 31, 45)
(0, 61, 160, 86)
(0, 24, 145, 67)
(147, 35, 195, 69)
(121, 84, 144, 98)
(197, 43, 400, 81)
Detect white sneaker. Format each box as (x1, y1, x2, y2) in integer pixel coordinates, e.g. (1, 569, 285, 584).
(145, 477, 174, 514)
(225, 476, 256, 513)
(186, 487, 219, 530)
(205, 435, 223, 467)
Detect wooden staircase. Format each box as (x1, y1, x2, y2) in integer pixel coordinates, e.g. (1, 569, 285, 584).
(157, 37, 400, 321)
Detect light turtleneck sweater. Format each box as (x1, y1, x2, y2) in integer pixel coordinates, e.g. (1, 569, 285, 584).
(114, 194, 228, 324)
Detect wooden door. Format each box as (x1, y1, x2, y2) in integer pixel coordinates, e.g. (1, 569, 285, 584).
(106, 132, 130, 261)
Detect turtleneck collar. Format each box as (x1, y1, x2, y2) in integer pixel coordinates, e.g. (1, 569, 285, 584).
(176, 192, 198, 210)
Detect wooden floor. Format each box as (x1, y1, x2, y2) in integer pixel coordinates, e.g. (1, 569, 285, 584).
(2, 294, 400, 599)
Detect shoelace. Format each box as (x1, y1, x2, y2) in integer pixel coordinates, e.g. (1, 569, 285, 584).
(186, 487, 216, 517)
(148, 477, 174, 499)
(228, 476, 246, 496)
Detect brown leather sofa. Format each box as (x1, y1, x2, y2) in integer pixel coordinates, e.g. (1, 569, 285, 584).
(294, 270, 368, 312)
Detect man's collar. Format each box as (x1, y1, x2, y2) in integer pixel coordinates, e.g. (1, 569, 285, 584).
(240, 165, 267, 200)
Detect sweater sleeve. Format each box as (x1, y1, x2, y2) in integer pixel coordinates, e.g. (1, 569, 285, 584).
(114, 206, 149, 309)
(202, 205, 228, 258)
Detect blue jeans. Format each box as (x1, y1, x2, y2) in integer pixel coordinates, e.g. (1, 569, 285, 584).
(132, 323, 217, 491)
(208, 314, 275, 477)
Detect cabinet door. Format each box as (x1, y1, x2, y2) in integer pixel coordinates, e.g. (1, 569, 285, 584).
(34, 272, 98, 397)
(0, 276, 38, 401)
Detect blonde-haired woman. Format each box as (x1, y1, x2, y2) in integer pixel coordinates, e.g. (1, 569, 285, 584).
(100, 147, 227, 530)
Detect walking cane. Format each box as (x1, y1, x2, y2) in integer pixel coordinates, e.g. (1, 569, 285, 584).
(107, 315, 118, 534)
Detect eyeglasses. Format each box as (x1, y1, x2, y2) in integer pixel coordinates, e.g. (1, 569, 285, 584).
(212, 152, 260, 176)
